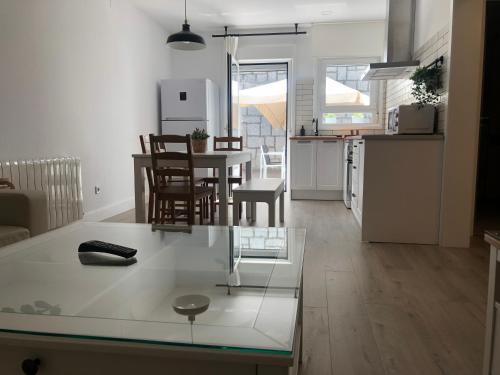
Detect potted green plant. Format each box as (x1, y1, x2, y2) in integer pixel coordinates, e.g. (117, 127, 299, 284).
(191, 128, 210, 153)
(410, 63, 442, 108)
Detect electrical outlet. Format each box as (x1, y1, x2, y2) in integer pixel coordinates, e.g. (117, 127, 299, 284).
(94, 186, 101, 195)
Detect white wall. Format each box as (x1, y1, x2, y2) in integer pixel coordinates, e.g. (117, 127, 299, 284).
(415, 0, 452, 50)
(0, 0, 170, 219)
(440, 0, 485, 247)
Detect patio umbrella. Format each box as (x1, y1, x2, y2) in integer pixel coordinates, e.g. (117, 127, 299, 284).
(239, 80, 287, 129)
(325, 77, 370, 106)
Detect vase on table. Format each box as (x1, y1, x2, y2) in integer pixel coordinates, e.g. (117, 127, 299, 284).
(192, 139, 207, 153)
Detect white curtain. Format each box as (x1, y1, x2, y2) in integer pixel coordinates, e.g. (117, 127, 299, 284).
(225, 36, 240, 135)
(225, 36, 238, 57)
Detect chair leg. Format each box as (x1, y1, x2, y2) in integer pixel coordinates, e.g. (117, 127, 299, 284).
(154, 196, 161, 225)
(169, 200, 175, 224)
(148, 192, 154, 224)
(210, 193, 215, 225)
(189, 200, 195, 225)
(161, 200, 167, 224)
(199, 199, 204, 225)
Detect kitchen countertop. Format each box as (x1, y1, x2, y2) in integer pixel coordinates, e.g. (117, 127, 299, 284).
(290, 134, 444, 141)
(289, 136, 343, 140)
(358, 134, 444, 141)
(485, 230, 500, 248)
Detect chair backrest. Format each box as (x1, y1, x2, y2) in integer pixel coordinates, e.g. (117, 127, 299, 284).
(261, 145, 272, 165)
(140, 134, 166, 154)
(214, 136, 243, 177)
(214, 136, 243, 152)
(149, 134, 195, 195)
(139, 135, 155, 193)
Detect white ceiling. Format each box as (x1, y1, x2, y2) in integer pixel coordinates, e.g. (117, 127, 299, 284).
(128, 0, 387, 31)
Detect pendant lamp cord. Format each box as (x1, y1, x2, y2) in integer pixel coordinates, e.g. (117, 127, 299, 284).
(184, 0, 187, 24)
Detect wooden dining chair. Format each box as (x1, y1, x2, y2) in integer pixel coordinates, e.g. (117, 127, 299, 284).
(202, 136, 244, 218)
(149, 134, 215, 225)
(139, 135, 156, 224)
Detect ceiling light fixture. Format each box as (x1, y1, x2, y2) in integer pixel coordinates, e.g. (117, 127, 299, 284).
(167, 0, 206, 51)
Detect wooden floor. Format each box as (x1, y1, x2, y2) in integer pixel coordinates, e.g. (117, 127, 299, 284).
(105, 196, 489, 375)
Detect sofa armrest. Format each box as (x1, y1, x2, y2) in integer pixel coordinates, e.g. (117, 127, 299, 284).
(0, 191, 49, 236)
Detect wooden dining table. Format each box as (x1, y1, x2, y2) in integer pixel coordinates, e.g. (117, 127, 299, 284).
(132, 151, 253, 225)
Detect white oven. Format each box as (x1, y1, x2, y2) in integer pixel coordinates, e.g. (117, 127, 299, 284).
(387, 105, 436, 135)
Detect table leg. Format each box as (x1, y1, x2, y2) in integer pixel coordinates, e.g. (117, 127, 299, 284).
(268, 200, 276, 227)
(251, 202, 257, 222)
(134, 158, 146, 223)
(232, 198, 240, 226)
(218, 162, 228, 225)
(245, 159, 252, 220)
(279, 191, 285, 223)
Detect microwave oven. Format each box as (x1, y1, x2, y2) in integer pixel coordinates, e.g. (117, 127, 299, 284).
(387, 105, 436, 135)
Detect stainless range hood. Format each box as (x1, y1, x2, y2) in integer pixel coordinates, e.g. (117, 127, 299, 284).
(362, 0, 420, 81)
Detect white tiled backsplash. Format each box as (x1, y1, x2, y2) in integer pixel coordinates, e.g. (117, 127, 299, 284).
(295, 24, 450, 136)
(295, 80, 314, 135)
(385, 24, 450, 133)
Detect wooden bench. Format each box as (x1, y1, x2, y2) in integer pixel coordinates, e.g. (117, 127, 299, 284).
(232, 178, 285, 227)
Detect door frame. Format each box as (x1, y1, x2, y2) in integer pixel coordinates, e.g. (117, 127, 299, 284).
(229, 58, 294, 188)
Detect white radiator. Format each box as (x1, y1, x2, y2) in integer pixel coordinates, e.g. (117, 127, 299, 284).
(0, 157, 83, 230)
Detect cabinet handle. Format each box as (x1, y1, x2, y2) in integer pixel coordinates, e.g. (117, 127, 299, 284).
(352, 193, 357, 197)
(353, 166, 357, 169)
(297, 141, 311, 144)
(353, 145, 358, 148)
(323, 140, 337, 143)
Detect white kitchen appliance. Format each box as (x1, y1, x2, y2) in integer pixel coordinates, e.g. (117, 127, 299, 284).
(343, 140, 353, 208)
(161, 78, 220, 148)
(387, 105, 436, 135)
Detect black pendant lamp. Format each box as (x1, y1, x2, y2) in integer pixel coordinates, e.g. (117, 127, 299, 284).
(167, 0, 206, 50)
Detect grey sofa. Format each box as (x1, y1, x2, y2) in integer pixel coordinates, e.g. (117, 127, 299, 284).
(0, 191, 49, 247)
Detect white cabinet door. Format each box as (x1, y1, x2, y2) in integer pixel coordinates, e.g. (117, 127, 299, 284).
(291, 140, 317, 190)
(351, 140, 364, 225)
(357, 141, 365, 214)
(316, 140, 343, 191)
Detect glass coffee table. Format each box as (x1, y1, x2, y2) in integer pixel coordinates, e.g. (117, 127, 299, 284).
(0, 222, 306, 375)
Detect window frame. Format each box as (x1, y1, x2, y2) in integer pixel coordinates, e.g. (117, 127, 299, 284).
(316, 57, 383, 130)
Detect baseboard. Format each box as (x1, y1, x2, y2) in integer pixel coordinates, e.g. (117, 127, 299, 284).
(83, 197, 135, 222)
(291, 190, 343, 201)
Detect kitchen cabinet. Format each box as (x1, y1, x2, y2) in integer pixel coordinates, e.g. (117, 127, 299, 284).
(358, 135, 444, 245)
(290, 140, 316, 190)
(316, 140, 343, 191)
(290, 138, 343, 200)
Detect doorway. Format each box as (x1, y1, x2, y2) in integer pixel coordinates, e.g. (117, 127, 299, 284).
(475, 1, 500, 234)
(230, 62, 289, 182)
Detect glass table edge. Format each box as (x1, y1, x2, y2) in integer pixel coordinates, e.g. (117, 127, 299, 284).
(0, 328, 293, 357)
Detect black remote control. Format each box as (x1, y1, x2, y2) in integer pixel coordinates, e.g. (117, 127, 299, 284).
(78, 241, 137, 259)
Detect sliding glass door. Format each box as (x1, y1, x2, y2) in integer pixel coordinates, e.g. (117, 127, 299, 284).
(230, 62, 289, 183)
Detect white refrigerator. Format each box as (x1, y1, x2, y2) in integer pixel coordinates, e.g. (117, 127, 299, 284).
(160, 78, 220, 151)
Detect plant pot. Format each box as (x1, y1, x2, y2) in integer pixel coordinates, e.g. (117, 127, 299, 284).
(192, 139, 207, 153)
